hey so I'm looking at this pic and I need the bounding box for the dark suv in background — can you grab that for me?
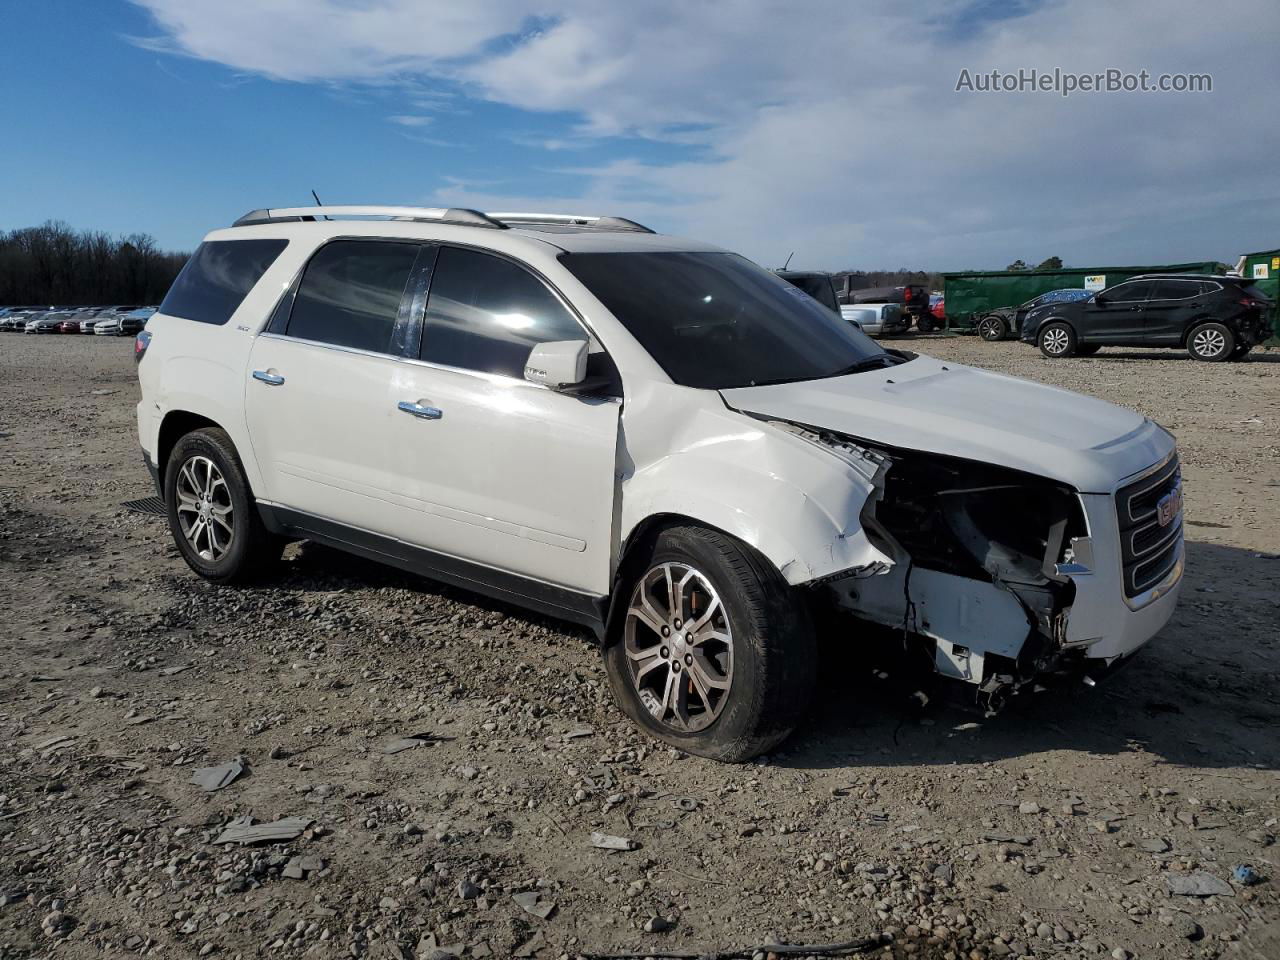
[1023,274,1274,361]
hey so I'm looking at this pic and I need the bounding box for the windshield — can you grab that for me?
[560,251,887,389]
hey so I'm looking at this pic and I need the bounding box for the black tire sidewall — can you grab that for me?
[164,430,259,582]
[604,526,813,761]
[1187,322,1234,362]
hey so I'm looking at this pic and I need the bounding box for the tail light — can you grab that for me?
[134,330,152,363]
[903,287,913,301]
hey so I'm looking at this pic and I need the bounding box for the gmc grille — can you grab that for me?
[1115,454,1182,598]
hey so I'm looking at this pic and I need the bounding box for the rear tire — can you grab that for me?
[917,315,937,333]
[604,525,816,762]
[1038,321,1076,358]
[1187,322,1234,362]
[164,428,284,584]
[978,315,1007,341]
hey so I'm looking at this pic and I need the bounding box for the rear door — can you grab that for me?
[1084,280,1153,342]
[1144,279,1205,343]
[244,238,429,536]
[386,245,621,596]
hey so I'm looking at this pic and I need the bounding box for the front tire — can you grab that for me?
[1187,322,1234,362]
[604,525,816,762]
[164,428,283,583]
[1038,321,1076,358]
[978,315,1007,341]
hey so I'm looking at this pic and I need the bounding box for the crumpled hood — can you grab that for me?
[720,354,1174,491]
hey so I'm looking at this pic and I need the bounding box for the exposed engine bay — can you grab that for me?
[776,420,1093,713]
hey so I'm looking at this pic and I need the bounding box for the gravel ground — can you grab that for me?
[1,331,1277,960]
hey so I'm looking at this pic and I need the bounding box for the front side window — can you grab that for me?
[561,251,887,389]
[160,239,288,325]
[420,246,587,378]
[286,240,419,353]
[1103,280,1154,302]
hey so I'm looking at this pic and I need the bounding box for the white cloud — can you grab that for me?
[387,115,433,127]
[129,0,1280,268]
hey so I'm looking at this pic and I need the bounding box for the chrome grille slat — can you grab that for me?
[1115,454,1182,600]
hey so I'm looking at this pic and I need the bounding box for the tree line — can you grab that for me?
[0,221,189,306]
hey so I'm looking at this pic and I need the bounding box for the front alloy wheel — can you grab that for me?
[623,562,734,732]
[1038,321,1075,358]
[604,525,816,762]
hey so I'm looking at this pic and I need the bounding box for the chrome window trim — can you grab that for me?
[254,331,621,402]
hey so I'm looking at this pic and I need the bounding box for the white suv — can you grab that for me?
[136,206,1183,761]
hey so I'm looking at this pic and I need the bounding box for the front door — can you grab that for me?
[1083,279,1153,343]
[386,245,621,596]
[244,238,427,536]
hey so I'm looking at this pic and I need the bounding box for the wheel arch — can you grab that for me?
[1179,315,1223,347]
[157,411,230,493]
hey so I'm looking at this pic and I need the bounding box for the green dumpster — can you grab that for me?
[942,262,1223,329]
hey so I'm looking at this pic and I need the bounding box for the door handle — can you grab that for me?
[252,370,285,386]
[398,401,443,420]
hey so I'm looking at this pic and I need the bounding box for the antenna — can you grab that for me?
[311,190,330,220]
[782,251,795,270]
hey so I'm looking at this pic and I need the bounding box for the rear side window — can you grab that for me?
[1151,279,1200,300]
[160,239,288,325]
[286,240,420,353]
[420,246,586,378]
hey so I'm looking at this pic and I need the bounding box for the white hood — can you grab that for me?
[720,354,1173,491]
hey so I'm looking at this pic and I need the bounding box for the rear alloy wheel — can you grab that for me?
[1038,321,1076,358]
[605,525,816,762]
[978,315,1007,341]
[165,428,284,583]
[1187,322,1234,362]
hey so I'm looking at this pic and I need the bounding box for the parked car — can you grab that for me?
[837,281,934,330]
[775,270,841,314]
[138,204,1182,761]
[93,316,123,336]
[929,294,945,325]
[57,318,83,334]
[976,289,1094,342]
[120,307,156,334]
[25,313,70,333]
[1022,274,1274,361]
[841,303,910,336]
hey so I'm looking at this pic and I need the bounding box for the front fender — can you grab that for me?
[618,384,892,585]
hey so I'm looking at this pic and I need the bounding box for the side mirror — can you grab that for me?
[1091,294,1104,304]
[524,340,588,389]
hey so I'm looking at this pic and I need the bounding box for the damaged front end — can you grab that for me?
[787,424,1095,713]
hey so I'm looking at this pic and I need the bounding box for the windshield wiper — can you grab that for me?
[826,353,904,377]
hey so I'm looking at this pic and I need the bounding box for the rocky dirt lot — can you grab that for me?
[1,332,1277,960]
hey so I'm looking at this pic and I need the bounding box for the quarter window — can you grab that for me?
[286,240,419,353]
[160,239,288,325]
[420,246,587,379]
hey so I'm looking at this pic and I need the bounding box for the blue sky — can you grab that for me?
[2,0,1277,270]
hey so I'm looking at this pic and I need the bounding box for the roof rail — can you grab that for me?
[232,206,506,229]
[486,212,655,234]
